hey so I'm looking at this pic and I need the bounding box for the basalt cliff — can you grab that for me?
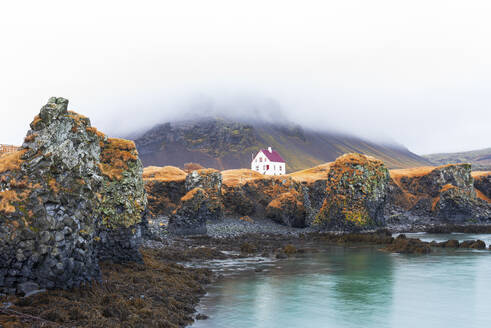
[144,155,491,235]
[0,98,146,295]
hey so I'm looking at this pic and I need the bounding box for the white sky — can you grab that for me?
[1,0,490,154]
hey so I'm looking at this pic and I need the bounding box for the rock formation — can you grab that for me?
[387,164,491,225]
[143,166,187,218]
[96,137,147,263]
[473,171,491,201]
[0,97,146,294]
[221,169,310,227]
[311,154,390,230]
[168,169,223,235]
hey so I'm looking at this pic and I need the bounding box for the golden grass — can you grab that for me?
[472,171,491,178]
[221,169,263,186]
[288,162,332,183]
[143,166,187,181]
[0,149,26,174]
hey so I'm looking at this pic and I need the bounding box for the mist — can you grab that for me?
[1,0,491,155]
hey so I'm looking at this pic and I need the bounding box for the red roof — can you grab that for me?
[260,149,285,163]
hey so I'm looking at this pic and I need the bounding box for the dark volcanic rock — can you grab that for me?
[313,154,390,231]
[388,164,491,225]
[143,166,187,217]
[266,190,307,227]
[96,138,147,263]
[0,98,102,293]
[168,188,210,235]
[0,98,147,294]
[473,171,491,199]
[384,235,431,254]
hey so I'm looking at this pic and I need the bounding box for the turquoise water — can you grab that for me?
[192,233,491,328]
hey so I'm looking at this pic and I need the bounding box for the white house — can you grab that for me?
[251,147,286,175]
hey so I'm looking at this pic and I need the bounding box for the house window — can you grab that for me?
[259,158,262,162]
[256,166,259,170]
[267,165,270,170]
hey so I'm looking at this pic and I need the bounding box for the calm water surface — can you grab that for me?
[192,233,491,328]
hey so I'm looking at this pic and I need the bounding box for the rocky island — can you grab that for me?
[1,98,490,327]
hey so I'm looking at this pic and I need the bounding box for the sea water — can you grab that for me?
[191,233,491,328]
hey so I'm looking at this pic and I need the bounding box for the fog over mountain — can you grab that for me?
[1,0,491,154]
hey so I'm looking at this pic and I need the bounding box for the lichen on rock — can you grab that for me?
[0,97,147,294]
[387,164,491,223]
[168,169,224,235]
[96,138,147,263]
[312,153,390,231]
[1,97,102,293]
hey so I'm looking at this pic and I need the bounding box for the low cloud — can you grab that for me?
[1,0,491,155]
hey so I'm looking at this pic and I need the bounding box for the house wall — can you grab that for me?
[251,151,285,175]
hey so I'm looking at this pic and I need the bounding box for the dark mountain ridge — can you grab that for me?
[423,147,491,171]
[134,117,430,172]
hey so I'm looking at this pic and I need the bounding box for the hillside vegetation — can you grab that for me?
[134,118,430,172]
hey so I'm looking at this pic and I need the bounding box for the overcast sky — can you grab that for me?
[1,0,490,154]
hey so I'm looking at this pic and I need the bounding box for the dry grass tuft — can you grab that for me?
[143,166,187,182]
[288,162,332,183]
[0,150,26,174]
[221,169,263,186]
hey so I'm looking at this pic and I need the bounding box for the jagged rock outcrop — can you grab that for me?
[473,171,491,201]
[168,188,210,235]
[168,169,223,235]
[143,166,187,218]
[0,97,146,294]
[387,164,491,225]
[265,189,306,227]
[312,154,390,231]
[185,169,223,220]
[96,138,147,263]
[221,169,310,227]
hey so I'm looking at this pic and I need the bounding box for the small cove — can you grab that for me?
[192,233,491,328]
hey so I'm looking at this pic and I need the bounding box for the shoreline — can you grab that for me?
[2,221,491,327]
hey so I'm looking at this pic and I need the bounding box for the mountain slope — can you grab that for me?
[134,118,430,172]
[423,148,491,171]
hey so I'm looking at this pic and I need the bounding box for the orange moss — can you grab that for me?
[431,196,440,211]
[181,188,202,202]
[143,166,187,181]
[239,216,254,223]
[475,188,491,203]
[48,178,60,194]
[0,190,19,214]
[30,115,42,128]
[98,163,124,181]
[85,126,106,139]
[23,134,37,143]
[440,183,456,193]
[268,191,301,209]
[0,149,27,174]
[67,110,88,121]
[99,138,138,180]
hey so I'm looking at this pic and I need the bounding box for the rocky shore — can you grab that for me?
[1,98,491,327]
